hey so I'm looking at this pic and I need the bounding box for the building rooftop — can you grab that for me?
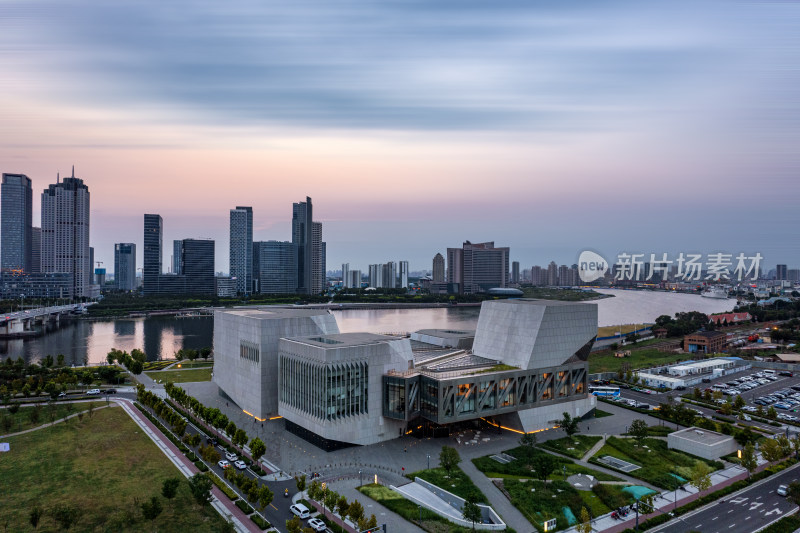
[218,307,332,320]
[670,427,733,446]
[414,329,475,340]
[488,298,593,308]
[671,358,736,371]
[283,332,400,348]
[685,331,727,340]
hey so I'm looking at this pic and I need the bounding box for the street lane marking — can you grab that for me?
[271,504,278,510]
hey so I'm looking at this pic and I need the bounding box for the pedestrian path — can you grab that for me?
[0,402,111,438]
[459,457,532,532]
[581,435,607,461]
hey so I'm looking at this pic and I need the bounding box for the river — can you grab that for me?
[0,289,735,365]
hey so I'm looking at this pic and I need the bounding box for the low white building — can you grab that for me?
[637,358,750,390]
[667,427,737,460]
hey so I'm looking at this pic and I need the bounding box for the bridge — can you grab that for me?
[0,303,95,337]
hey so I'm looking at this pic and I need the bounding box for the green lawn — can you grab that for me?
[472,445,621,482]
[502,479,610,531]
[538,435,602,459]
[407,466,487,503]
[173,361,213,368]
[0,406,227,532]
[594,409,613,418]
[357,483,478,533]
[589,436,722,489]
[145,367,213,383]
[0,401,106,435]
[588,348,696,374]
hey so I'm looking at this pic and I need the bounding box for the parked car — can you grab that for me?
[742,406,757,412]
[702,378,712,383]
[290,504,311,519]
[779,371,794,377]
[217,460,230,469]
[225,452,238,462]
[307,518,327,532]
[774,402,791,410]
[58,391,67,398]
[234,460,247,470]
[87,389,100,395]
[778,485,789,497]
[104,388,117,395]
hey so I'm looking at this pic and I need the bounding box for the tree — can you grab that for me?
[734,395,746,410]
[576,506,593,533]
[462,494,482,530]
[87,402,94,419]
[761,438,784,463]
[188,473,213,506]
[628,419,649,446]
[366,514,378,529]
[51,504,82,530]
[225,420,236,437]
[520,432,537,449]
[531,454,557,486]
[234,428,248,448]
[788,482,800,506]
[712,390,723,402]
[756,404,765,417]
[693,388,702,400]
[162,477,180,500]
[767,406,778,420]
[106,352,116,365]
[439,446,461,476]
[704,389,713,402]
[295,474,307,493]
[286,516,303,533]
[777,435,793,458]
[740,443,758,477]
[347,499,365,524]
[140,496,163,521]
[793,434,800,459]
[720,400,732,416]
[28,404,40,424]
[56,354,64,367]
[689,462,712,494]
[560,412,580,441]
[336,495,349,517]
[257,486,274,510]
[29,506,42,530]
[130,360,143,375]
[324,490,338,514]
[250,437,266,462]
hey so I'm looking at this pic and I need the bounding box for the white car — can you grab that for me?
[290,503,310,519]
[225,452,238,462]
[307,518,327,532]
[87,389,100,395]
[234,460,247,470]
[778,485,789,497]
[742,406,757,413]
[217,460,231,469]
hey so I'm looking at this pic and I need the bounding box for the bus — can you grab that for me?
[589,385,621,397]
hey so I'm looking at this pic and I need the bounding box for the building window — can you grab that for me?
[239,341,259,363]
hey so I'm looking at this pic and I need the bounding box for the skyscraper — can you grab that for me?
[143,214,163,294]
[1,173,33,273]
[229,206,253,295]
[342,263,350,288]
[114,243,136,291]
[531,265,543,286]
[512,261,520,284]
[180,239,215,294]
[31,227,41,274]
[253,241,297,294]
[41,169,90,298]
[399,260,409,289]
[546,261,558,286]
[776,264,788,281]
[292,197,313,294]
[446,241,510,294]
[172,240,182,274]
[382,261,397,289]
[312,221,325,293]
[432,253,445,283]
[368,264,383,288]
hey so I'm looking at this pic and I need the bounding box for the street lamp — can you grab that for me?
[426,454,430,470]
[359,469,362,487]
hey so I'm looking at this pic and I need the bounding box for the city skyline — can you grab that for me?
[1,1,798,272]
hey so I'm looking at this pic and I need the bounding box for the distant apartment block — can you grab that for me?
[432,253,445,283]
[114,243,137,291]
[447,241,510,294]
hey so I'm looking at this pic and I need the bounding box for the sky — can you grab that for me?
[1,0,798,275]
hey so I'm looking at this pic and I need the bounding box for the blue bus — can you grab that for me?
[589,385,621,397]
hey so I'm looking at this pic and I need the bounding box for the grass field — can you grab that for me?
[145,367,213,383]
[502,478,610,531]
[0,401,106,435]
[597,324,651,337]
[173,361,213,369]
[407,466,487,503]
[0,406,227,532]
[538,435,602,460]
[472,445,621,482]
[588,347,696,374]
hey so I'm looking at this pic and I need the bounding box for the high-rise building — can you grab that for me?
[368,264,383,288]
[143,214,163,294]
[776,264,788,281]
[312,221,325,293]
[292,197,313,294]
[114,243,136,291]
[446,241,510,294]
[531,265,544,286]
[41,169,90,298]
[432,253,445,283]
[382,261,397,289]
[180,239,215,294]
[229,206,253,295]
[512,261,520,284]
[1,173,33,273]
[558,265,570,286]
[342,263,350,288]
[30,227,41,274]
[172,240,182,274]
[89,247,94,285]
[546,261,558,286]
[253,241,297,294]
[399,261,409,289]
[349,269,362,288]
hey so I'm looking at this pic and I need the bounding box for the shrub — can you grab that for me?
[235,499,254,514]
[206,472,238,501]
[186,452,197,462]
[194,461,209,472]
[250,515,271,530]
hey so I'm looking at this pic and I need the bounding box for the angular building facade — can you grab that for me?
[229,206,253,295]
[41,171,90,298]
[1,173,33,273]
[213,298,597,450]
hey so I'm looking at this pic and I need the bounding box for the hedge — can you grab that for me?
[250,515,271,530]
[186,451,197,462]
[235,499,254,514]
[759,513,800,533]
[194,461,209,472]
[206,472,239,501]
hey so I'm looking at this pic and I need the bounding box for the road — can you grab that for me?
[650,462,800,533]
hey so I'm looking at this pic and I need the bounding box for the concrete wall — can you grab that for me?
[212,308,338,419]
[472,299,597,370]
[667,430,738,460]
[501,394,596,433]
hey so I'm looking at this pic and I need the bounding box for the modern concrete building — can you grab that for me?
[1,173,33,273]
[341,263,350,288]
[382,261,397,289]
[368,264,383,288]
[41,170,91,298]
[213,298,598,450]
[432,253,445,283]
[114,243,136,291]
[215,276,237,297]
[177,238,215,294]
[447,241,510,294]
[0,271,73,299]
[399,260,409,290]
[348,269,362,289]
[213,308,339,419]
[530,265,544,286]
[229,206,253,295]
[668,427,737,460]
